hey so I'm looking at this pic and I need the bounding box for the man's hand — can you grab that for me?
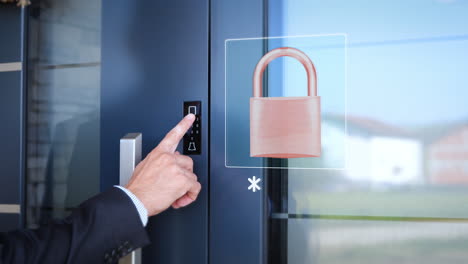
[125,114,201,216]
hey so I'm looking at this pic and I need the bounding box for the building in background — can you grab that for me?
[324,115,424,185]
[426,124,468,185]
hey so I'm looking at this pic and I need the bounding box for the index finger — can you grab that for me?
[157,114,196,153]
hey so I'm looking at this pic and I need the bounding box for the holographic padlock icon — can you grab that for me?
[250,47,321,158]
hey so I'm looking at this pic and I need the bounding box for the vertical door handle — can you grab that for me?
[119,133,142,264]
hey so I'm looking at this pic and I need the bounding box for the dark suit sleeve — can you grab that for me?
[0,187,150,264]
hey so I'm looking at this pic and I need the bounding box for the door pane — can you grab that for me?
[267,0,468,263]
[26,0,101,228]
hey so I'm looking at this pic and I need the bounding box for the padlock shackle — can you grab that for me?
[253,47,317,98]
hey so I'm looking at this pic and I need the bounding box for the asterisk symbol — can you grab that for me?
[248,176,261,192]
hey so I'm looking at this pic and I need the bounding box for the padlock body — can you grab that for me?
[250,96,321,158]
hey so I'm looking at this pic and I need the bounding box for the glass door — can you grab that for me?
[266,1,468,263]
[212,0,468,263]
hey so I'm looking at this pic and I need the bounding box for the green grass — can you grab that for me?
[291,190,468,220]
[318,238,468,264]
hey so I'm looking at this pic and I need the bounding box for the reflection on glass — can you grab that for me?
[267,0,468,263]
[26,0,101,228]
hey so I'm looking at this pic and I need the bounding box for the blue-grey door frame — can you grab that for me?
[0,6,28,232]
[209,0,266,263]
[101,0,209,263]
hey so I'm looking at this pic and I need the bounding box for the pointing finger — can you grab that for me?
[157,114,195,153]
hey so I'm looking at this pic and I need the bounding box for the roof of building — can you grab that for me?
[323,114,415,138]
[413,122,468,144]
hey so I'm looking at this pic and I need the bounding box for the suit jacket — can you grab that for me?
[0,188,150,264]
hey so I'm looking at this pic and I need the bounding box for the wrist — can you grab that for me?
[126,186,159,217]
[115,185,149,226]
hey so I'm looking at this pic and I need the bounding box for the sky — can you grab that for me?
[274,0,468,127]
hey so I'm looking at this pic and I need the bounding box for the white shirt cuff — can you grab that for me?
[114,185,148,227]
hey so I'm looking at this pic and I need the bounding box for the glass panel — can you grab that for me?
[26,0,101,228]
[267,0,468,263]
[287,218,468,264]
